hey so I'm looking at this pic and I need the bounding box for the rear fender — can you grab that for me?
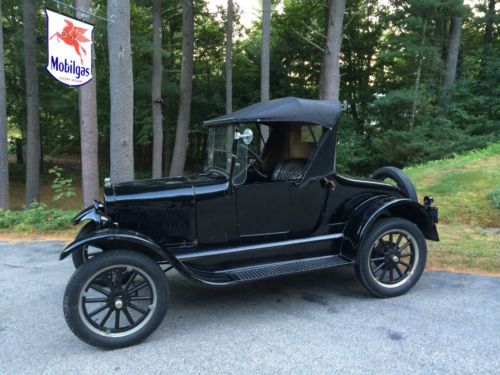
[341,197,439,259]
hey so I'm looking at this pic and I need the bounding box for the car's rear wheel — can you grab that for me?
[64,250,169,348]
[355,217,427,298]
[372,166,418,202]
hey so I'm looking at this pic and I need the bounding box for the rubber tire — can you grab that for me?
[372,166,418,202]
[64,250,170,349]
[71,222,97,269]
[355,217,427,298]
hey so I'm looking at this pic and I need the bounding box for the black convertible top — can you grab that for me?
[203,97,341,129]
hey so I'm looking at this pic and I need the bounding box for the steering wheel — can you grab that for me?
[244,145,269,178]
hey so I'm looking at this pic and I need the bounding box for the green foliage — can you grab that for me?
[49,166,76,202]
[0,203,77,232]
[1,0,498,178]
[488,186,500,209]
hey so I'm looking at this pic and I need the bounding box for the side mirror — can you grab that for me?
[234,128,253,145]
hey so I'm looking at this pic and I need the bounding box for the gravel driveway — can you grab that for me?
[0,241,499,375]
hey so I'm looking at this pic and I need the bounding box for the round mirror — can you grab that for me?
[241,128,253,145]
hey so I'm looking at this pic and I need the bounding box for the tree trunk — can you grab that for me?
[479,0,495,78]
[318,0,329,99]
[169,0,194,176]
[76,0,99,207]
[108,0,134,183]
[483,0,495,45]
[321,0,345,100]
[151,0,163,179]
[409,19,427,132]
[164,16,174,177]
[438,16,462,117]
[260,0,271,147]
[163,136,171,176]
[23,0,40,207]
[225,0,234,170]
[226,0,233,115]
[0,0,9,209]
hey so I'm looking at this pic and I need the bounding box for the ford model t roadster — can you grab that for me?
[61,97,438,348]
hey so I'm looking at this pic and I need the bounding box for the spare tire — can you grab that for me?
[371,166,418,202]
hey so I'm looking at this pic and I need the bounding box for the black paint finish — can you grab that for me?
[63,98,438,286]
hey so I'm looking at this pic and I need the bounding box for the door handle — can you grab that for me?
[323,178,336,191]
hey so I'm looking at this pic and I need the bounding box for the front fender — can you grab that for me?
[341,196,439,259]
[60,228,215,285]
[72,205,100,225]
[60,228,168,261]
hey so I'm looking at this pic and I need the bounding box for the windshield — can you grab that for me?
[206,126,248,183]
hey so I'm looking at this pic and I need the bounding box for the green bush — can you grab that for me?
[0,203,77,232]
[49,166,76,202]
[488,186,500,209]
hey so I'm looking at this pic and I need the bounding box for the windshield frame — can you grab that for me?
[205,125,248,184]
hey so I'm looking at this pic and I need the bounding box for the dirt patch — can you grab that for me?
[0,230,76,243]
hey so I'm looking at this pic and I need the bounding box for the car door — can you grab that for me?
[290,178,329,234]
[236,181,291,238]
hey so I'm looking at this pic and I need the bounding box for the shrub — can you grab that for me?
[488,186,500,209]
[0,203,77,232]
[49,166,76,202]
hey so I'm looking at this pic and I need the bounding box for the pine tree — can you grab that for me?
[170,0,194,176]
[438,16,462,117]
[152,0,164,179]
[108,0,134,183]
[0,0,9,209]
[260,0,271,146]
[23,0,41,206]
[76,0,99,207]
[321,0,345,100]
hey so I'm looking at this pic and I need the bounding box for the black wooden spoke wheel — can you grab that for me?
[64,250,169,348]
[355,217,427,298]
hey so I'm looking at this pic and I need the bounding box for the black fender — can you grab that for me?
[73,205,100,225]
[72,201,110,227]
[60,228,169,261]
[60,228,227,285]
[341,196,439,259]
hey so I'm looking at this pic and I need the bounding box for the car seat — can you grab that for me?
[270,158,307,181]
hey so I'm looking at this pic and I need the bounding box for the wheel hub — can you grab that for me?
[114,298,124,310]
[391,255,400,263]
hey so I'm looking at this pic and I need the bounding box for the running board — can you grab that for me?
[225,255,352,282]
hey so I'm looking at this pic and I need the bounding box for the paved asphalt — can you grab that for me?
[0,241,499,375]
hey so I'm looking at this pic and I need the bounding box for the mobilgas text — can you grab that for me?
[50,56,90,80]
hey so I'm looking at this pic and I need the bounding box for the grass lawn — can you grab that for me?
[405,143,500,274]
[2,143,499,274]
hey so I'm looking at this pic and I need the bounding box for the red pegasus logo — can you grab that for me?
[50,19,90,64]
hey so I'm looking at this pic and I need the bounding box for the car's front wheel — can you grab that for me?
[63,250,169,348]
[355,217,427,298]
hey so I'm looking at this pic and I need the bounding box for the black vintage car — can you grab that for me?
[61,97,438,348]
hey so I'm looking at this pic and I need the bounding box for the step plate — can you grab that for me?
[228,255,352,282]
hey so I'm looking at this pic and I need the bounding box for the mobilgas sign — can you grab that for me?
[46,9,94,87]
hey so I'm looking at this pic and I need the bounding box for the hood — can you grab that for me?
[104,174,227,204]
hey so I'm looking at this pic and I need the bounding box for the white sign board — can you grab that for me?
[46,9,94,86]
